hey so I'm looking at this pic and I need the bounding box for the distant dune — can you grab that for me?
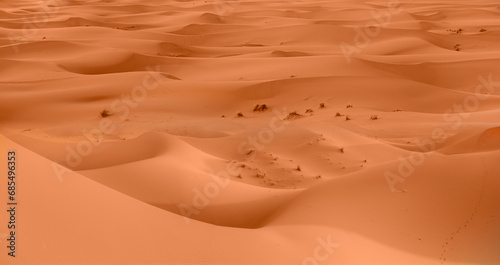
[1,0,500,264]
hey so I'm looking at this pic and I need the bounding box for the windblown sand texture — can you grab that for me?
[1,0,500,264]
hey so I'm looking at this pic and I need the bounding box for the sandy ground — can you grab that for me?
[1,0,500,264]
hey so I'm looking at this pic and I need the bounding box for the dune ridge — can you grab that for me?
[1,0,500,264]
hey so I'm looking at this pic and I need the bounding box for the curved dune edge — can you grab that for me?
[2,129,500,264]
[1,0,500,264]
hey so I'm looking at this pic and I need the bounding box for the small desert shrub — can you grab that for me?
[296,165,301,171]
[305,109,314,113]
[236,112,244,117]
[340,147,344,153]
[447,28,463,34]
[454,44,461,51]
[479,28,487,32]
[346,104,353,108]
[319,103,325,108]
[253,104,268,112]
[99,109,110,117]
[335,112,342,117]
[284,111,303,120]
[370,115,378,120]
[345,115,351,121]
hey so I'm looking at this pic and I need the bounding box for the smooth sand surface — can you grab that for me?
[1,0,500,264]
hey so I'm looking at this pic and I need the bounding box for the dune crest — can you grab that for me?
[1,0,500,264]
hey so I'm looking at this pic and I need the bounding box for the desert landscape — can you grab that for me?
[1,0,500,264]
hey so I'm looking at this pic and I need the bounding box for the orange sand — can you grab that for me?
[1,0,500,264]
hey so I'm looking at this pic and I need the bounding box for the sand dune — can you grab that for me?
[1,0,500,264]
